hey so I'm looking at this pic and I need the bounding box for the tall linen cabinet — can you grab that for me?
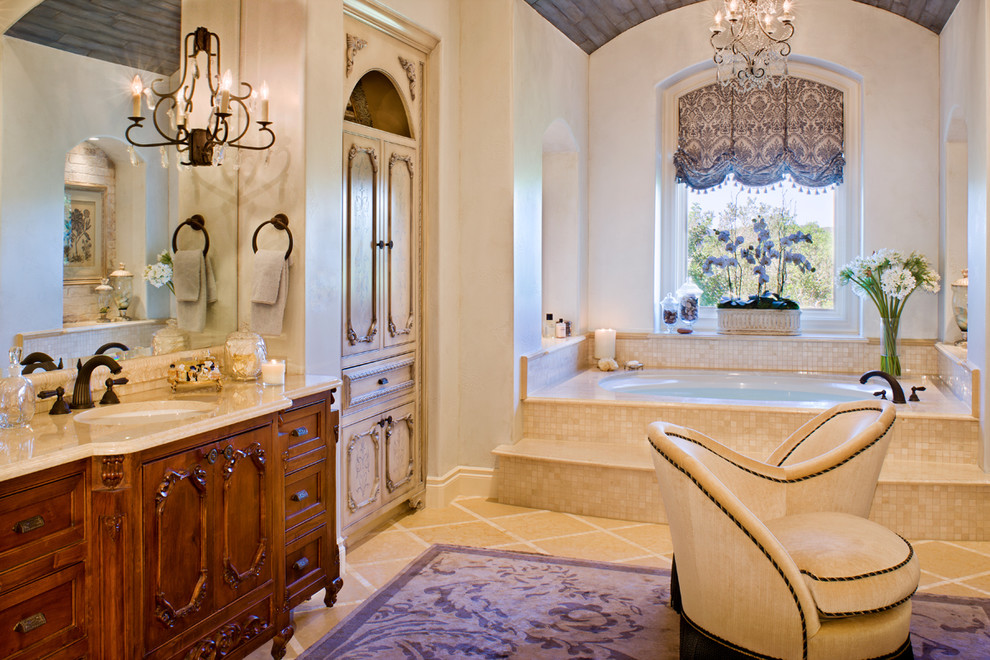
[339,7,431,542]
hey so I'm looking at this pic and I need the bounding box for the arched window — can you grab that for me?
[345,70,411,138]
[657,63,862,334]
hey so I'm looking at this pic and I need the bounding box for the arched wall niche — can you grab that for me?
[345,69,412,138]
[541,118,582,332]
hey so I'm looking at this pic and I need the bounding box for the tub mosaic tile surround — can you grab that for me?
[521,399,980,466]
[522,336,588,397]
[612,333,939,376]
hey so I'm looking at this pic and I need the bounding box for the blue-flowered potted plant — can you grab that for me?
[838,250,940,376]
[702,216,816,334]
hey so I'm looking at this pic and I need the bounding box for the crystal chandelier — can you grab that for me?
[710,0,795,91]
[125,27,274,167]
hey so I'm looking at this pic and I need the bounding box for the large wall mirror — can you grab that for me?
[0,0,240,365]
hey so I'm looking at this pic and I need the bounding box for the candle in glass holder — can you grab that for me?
[261,359,285,385]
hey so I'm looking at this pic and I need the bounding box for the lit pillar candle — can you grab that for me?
[594,328,616,360]
[130,75,143,117]
[219,69,232,114]
[261,358,285,385]
[260,81,269,122]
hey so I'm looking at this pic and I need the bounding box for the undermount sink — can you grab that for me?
[73,401,216,425]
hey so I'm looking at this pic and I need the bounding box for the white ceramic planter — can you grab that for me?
[716,308,801,336]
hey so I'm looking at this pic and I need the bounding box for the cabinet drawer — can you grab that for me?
[342,354,415,410]
[0,473,85,573]
[284,460,328,536]
[0,562,85,660]
[279,409,323,462]
[284,525,329,609]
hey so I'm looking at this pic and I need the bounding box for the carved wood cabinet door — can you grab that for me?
[343,131,381,359]
[341,417,382,529]
[383,141,417,350]
[384,402,417,499]
[142,449,212,652]
[213,427,272,611]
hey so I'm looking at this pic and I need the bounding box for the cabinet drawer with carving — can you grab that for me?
[284,525,329,610]
[0,562,85,660]
[342,354,415,410]
[284,460,328,536]
[0,471,85,574]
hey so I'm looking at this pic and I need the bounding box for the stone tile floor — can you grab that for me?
[248,496,990,659]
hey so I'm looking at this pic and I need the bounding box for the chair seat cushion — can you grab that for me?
[766,512,919,618]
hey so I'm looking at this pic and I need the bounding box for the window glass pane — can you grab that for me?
[685,180,836,310]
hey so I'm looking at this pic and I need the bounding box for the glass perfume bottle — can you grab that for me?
[0,347,35,428]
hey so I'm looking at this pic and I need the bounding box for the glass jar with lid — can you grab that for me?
[676,279,702,332]
[109,263,133,321]
[224,325,267,381]
[95,278,113,323]
[660,293,679,333]
[153,319,190,355]
[0,347,35,428]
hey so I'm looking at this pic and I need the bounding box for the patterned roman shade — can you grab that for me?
[673,78,844,190]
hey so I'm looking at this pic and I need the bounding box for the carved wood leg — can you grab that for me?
[271,624,294,660]
[324,577,344,607]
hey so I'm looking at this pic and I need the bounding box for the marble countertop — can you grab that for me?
[0,374,341,483]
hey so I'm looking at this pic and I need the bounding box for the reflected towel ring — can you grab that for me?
[252,213,293,260]
[172,214,210,256]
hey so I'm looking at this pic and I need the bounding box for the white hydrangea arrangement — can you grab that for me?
[838,249,940,376]
[144,249,174,294]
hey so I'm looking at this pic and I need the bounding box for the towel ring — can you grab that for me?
[252,213,293,260]
[172,214,210,256]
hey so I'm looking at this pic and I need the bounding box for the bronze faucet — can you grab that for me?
[70,355,123,409]
[859,370,906,404]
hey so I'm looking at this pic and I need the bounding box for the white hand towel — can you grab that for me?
[251,249,289,335]
[174,249,207,333]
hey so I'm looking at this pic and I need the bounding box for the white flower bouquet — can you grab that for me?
[144,249,174,294]
[838,249,940,376]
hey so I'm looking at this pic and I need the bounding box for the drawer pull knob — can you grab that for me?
[14,515,45,534]
[290,489,309,502]
[378,377,389,385]
[290,427,309,437]
[14,613,47,634]
[292,557,310,571]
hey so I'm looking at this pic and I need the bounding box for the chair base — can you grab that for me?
[679,612,915,660]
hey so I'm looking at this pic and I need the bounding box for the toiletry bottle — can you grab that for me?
[555,318,566,338]
[543,313,555,338]
[564,320,572,337]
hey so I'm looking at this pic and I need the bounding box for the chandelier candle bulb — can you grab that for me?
[261,359,285,386]
[260,82,269,122]
[130,75,143,117]
[219,69,232,114]
[594,329,616,360]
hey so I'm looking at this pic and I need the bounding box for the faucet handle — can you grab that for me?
[873,390,887,400]
[100,377,129,405]
[909,386,927,402]
[39,386,70,415]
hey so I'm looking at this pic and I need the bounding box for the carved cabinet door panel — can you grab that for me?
[341,416,382,529]
[384,402,417,501]
[213,426,273,611]
[343,131,381,359]
[383,141,417,350]
[142,448,212,651]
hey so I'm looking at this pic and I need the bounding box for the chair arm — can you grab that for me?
[651,422,790,521]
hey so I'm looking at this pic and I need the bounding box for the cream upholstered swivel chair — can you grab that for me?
[649,423,918,660]
[658,399,897,522]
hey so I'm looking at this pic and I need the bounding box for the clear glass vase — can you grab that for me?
[0,348,35,428]
[881,315,901,377]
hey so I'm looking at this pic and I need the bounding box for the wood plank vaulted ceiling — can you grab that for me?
[4,0,181,75]
[526,0,961,53]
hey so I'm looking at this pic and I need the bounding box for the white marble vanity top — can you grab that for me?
[0,374,342,483]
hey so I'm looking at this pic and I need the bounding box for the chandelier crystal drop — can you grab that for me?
[710,0,795,91]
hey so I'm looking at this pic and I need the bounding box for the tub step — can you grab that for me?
[493,438,990,540]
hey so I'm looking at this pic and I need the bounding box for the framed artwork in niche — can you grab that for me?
[63,185,106,283]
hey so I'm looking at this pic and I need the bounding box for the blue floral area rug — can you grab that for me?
[299,544,990,659]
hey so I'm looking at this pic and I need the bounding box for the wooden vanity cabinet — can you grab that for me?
[79,386,340,660]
